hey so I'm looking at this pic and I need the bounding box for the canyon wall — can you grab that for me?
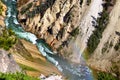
[0,0,60,76]
[17,0,120,78]
[17,0,89,61]
[88,0,120,77]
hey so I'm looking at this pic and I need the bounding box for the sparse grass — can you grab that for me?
[18,63,38,71]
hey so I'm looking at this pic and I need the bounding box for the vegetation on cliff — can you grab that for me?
[87,0,113,53]
[18,63,38,72]
[0,29,17,50]
[21,0,56,18]
[96,71,117,80]
[21,2,33,15]
[0,72,39,80]
[87,10,109,53]
[86,0,119,79]
[70,27,79,38]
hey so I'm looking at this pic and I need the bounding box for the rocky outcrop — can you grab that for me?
[17,0,87,51]
[0,1,7,27]
[17,0,109,63]
[40,74,63,80]
[0,49,21,73]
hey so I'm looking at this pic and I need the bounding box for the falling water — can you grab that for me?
[3,0,93,80]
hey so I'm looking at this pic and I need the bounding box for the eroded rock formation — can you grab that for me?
[0,49,21,73]
[17,0,120,78]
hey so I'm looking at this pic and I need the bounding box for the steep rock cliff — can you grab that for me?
[17,0,120,78]
[17,0,89,61]
[0,49,21,73]
[87,0,120,78]
[17,0,103,63]
[0,0,60,76]
[0,0,7,27]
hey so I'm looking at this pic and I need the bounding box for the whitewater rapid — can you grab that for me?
[3,0,93,80]
[75,0,103,53]
[4,0,62,72]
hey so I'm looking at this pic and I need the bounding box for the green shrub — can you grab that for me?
[0,72,39,80]
[0,29,17,50]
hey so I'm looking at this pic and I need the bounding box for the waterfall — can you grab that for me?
[3,0,93,79]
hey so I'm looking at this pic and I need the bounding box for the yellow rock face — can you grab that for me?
[0,1,7,27]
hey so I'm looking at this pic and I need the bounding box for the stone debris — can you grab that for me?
[40,74,63,80]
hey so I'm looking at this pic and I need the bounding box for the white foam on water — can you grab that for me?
[46,55,63,72]
[13,18,19,24]
[7,7,11,17]
[37,43,47,56]
[4,0,94,79]
[36,43,63,71]
[15,32,37,44]
[44,48,54,54]
[12,0,16,2]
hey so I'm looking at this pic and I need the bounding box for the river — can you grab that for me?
[3,0,93,80]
